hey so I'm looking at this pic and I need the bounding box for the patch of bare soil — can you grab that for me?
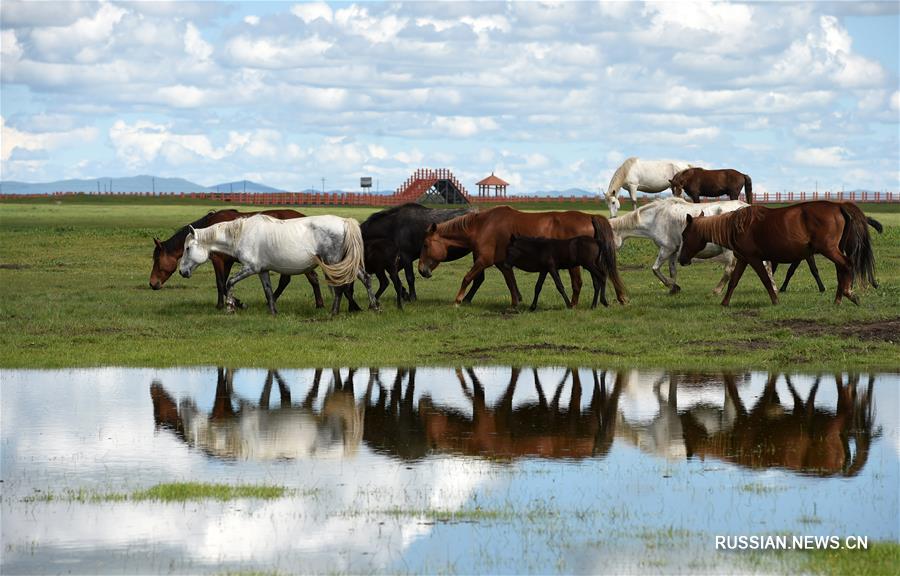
[0,263,30,270]
[776,318,899,343]
[459,342,617,359]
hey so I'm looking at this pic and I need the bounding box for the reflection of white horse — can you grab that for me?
[605,157,693,217]
[151,369,364,460]
[610,197,750,294]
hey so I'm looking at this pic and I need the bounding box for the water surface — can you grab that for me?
[2,367,897,574]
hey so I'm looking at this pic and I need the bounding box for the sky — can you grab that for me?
[1,1,898,194]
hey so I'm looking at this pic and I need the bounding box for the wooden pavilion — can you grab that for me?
[476,172,509,198]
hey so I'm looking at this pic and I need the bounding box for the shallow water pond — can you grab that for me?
[2,367,897,574]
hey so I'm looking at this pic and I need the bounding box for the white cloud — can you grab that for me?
[184,23,213,61]
[29,3,126,62]
[792,146,851,167]
[334,5,408,43]
[291,2,333,24]
[244,15,260,26]
[1,115,97,161]
[432,116,499,138]
[891,91,900,113]
[224,34,331,68]
[1,29,23,61]
[108,120,247,168]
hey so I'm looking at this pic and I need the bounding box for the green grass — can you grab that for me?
[21,482,290,503]
[800,541,900,575]
[1,198,898,369]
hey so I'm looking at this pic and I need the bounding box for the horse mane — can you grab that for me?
[196,216,245,245]
[606,157,638,198]
[610,197,684,231]
[436,211,480,236]
[161,209,237,251]
[362,203,425,225]
[693,207,753,248]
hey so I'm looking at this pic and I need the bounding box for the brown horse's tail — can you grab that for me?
[839,204,877,289]
[743,173,753,204]
[592,216,628,304]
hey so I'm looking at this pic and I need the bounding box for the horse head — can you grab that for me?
[149,237,179,290]
[178,226,208,278]
[418,222,446,278]
[678,212,707,266]
[606,194,621,217]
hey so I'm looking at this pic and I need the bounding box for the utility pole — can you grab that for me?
[152,177,155,195]
[243,180,247,193]
[321,177,326,194]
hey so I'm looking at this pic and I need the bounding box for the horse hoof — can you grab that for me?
[668,285,681,295]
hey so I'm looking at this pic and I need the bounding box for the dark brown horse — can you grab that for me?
[669,167,752,204]
[419,206,626,307]
[504,217,626,310]
[679,202,879,306]
[418,368,624,459]
[150,209,324,310]
[681,373,876,477]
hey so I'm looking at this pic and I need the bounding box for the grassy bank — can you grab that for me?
[1,199,897,369]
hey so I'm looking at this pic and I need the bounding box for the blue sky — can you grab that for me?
[1,1,898,194]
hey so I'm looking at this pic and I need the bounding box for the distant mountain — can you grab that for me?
[210,180,285,193]
[1,175,280,195]
[517,188,598,198]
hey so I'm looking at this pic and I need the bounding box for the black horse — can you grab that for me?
[360,203,485,302]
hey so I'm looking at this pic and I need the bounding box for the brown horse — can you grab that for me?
[679,202,879,306]
[681,373,876,477]
[150,209,325,310]
[669,167,752,204]
[419,206,626,307]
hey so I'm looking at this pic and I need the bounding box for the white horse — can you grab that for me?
[179,214,378,315]
[609,197,750,294]
[604,157,693,217]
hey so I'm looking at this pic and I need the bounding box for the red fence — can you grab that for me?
[0,190,897,205]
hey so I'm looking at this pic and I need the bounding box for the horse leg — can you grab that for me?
[667,253,680,294]
[462,270,486,303]
[374,270,389,299]
[303,270,325,308]
[567,267,582,307]
[652,247,676,290]
[330,285,343,316]
[498,264,522,308]
[259,271,277,315]
[778,261,800,293]
[272,274,291,306]
[224,265,258,312]
[389,265,405,310]
[213,256,229,309]
[530,272,547,311]
[713,252,734,295]
[401,256,416,301]
[550,267,573,309]
[720,259,747,307]
[806,256,826,293]
[748,258,779,305]
[627,184,638,212]
[587,265,603,309]
[455,260,491,306]
[820,246,856,305]
[357,268,381,310]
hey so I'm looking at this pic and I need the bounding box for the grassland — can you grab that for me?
[1,198,897,369]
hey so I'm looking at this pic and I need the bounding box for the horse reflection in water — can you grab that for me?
[416,368,624,459]
[618,372,878,476]
[150,368,364,460]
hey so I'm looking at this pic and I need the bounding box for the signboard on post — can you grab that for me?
[360,177,372,189]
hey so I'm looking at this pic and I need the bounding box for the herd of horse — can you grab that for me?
[149,158,882,312]
[150,367,878,477]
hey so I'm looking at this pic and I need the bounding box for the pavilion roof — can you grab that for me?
[476,173,509,186]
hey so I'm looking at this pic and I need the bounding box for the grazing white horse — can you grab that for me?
[609,197,750,294]
[605,157,693,217]
[179,214,378,315]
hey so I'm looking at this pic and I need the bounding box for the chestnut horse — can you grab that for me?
[669,167,752,204]
[150,209,324,310]
[679,202,879,306]
[419,206,626,307]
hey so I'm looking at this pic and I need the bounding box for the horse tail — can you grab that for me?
[592,216,628,304]
[743,173,753,204]
[839,204,877,290]
[606,157,636,199]
[866,217,883,234]
[314,218,365,286]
